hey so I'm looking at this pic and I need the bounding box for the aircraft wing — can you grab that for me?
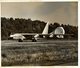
[20,33,73,36]
[53,34,74,36]
[20,33,38,36]
[21,33,74,38]
[20,33,50,36]
[13,33,50,40]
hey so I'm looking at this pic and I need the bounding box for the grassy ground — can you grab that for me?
[1,40,78,66]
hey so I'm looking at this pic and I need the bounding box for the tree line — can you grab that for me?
[1,17,78,40]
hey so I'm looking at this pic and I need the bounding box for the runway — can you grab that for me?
[1,39,78,46]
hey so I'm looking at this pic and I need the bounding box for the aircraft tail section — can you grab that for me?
[34,23,49,39]
[42,23,49,34]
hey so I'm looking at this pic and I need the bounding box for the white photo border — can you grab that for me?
[0,0,79,68]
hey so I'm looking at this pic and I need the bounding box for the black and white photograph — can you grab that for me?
[1,2,78,66]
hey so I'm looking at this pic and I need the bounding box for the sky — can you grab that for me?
[1,2,78,26]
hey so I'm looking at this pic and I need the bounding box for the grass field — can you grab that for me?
[1,40,78,66]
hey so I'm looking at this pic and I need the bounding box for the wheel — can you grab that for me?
[32,38,37,42]
[18,39,23,42]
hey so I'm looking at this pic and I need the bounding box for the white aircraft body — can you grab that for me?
[9,23,52,42]
[10,34,25,40]
[9,23,73,42]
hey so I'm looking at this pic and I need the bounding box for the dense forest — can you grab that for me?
[1,17,78,40]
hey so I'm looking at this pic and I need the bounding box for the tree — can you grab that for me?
[1,17,78,40]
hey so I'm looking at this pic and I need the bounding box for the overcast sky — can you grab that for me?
[1,2,78,26]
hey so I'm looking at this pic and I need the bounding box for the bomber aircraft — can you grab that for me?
[9,23,73,42]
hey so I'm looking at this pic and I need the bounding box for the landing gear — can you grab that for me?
[32,38,37,42]
[18,39,23,42]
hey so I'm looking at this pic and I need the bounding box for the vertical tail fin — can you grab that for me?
[34,23,49,39]
[42,23,49,34]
